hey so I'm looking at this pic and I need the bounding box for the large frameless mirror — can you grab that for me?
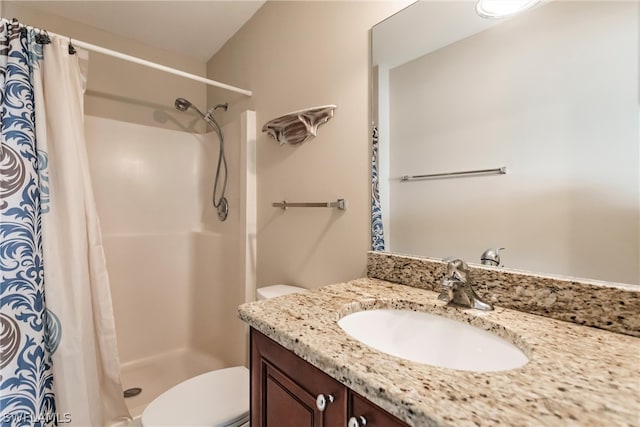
[371,0,639,286]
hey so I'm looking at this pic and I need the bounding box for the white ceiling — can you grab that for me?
[15,1,266,62]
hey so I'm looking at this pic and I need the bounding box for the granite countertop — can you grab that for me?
[238,278,640,427]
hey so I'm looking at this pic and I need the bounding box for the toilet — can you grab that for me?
[141,285,308,427]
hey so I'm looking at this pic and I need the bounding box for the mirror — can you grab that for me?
[371,1,639,286]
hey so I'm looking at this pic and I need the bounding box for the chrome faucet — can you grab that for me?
[438,259,493,311]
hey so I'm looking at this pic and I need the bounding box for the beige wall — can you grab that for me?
[3,1,207,132]
[206,1,407,289]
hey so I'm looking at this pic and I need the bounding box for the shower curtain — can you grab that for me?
[0,19,130,426]
[371,125,385,251]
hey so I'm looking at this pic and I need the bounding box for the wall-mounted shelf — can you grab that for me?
[262,105,337,145]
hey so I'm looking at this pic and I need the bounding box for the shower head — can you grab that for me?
[174,97,192,112]
[174,97,208,122]
[174,97,226,134]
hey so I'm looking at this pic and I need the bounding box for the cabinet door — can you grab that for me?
[251,328,346,427]
[349,391,410,427]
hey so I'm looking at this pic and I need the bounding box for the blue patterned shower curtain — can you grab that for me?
[371,125,385,251]
[0,20,58,426]
[1,19,130,426]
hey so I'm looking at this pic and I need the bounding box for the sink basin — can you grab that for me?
[338,309,528,372]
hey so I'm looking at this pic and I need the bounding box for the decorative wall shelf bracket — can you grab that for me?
[262,105,337,145]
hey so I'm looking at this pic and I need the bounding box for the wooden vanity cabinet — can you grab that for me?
[251,328,346,426]
[251,328,409,427]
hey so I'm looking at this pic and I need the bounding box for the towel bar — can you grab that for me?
[401,167,507,182]
[273,199,346,210]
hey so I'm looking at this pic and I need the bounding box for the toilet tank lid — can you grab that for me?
[141,366,249,427]
[257,284,308,300]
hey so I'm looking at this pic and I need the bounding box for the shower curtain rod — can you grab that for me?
[48,30,253,97]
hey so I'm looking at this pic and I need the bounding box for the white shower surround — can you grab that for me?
[85,113,256,419]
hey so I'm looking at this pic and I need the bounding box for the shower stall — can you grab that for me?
[84,109,256,419]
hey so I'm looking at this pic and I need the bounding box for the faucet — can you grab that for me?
[438,259,493,311]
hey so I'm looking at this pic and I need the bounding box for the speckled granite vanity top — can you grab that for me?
[238,278,640,427]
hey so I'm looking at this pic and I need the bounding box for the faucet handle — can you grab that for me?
[440,257,494,311]
[480,247,505,266]
[445,258,469,281]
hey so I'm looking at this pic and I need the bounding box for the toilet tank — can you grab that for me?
[257,285,308,301]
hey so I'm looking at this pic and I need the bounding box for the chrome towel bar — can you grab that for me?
[273,199,347,210]
[401,166,507,182]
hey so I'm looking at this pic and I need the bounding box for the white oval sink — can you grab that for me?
[338,309,528,372]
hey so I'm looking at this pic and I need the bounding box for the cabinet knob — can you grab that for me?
[315,393,334,411]
[348,416,367,427]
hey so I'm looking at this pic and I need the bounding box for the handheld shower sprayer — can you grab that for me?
[174,97,229,221]
[174,97,192,112]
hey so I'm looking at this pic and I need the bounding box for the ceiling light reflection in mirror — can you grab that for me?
[476,0,542,19]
